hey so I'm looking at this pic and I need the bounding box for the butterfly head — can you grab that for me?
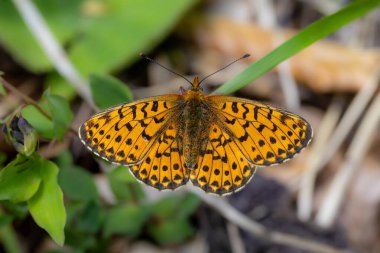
[190,76,202,91]
[183,76,205,100]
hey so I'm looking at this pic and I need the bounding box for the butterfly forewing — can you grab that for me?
[206,95,312,166]
[79,95,183,165]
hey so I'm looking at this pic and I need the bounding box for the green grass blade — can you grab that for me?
[215,0,380,94]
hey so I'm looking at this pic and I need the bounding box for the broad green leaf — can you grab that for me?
[69,0,198,75]
[147,218,193,245]
[59,166,99,202]
[0,0,83,72]
[89,74,133,109]
[46,0,197,98]
[216,0,380,94]
[22,105,55,139]
[0,154,41,202]
[28,159,66,245]
[103,204,151,238]
[45,94,73,139]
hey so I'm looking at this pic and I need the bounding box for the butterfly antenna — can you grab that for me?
[199,53,250,85]
[140,53,193,85]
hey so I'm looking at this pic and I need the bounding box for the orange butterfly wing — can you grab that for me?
[190,123,255,195]
[205,95,313,166]
[129,121,189,190]
[79,95,183,165]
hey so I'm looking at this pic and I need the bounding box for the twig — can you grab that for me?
[297,97,343,221]
[189,188,348,253]
[227,222,246,253]
[1,77,77,135]
[299,0,343,14]
[317,77,378,170]
[11,0,96,109]
[1,78,51,120]
[315,74,380,228]
[0,81,34,119]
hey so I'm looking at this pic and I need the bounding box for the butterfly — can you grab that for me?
[79,70,312,195]
[79,54,312,195]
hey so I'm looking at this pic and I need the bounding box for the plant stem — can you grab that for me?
[1,78,51,120]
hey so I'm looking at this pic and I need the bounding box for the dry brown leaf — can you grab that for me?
[191,17,380,93]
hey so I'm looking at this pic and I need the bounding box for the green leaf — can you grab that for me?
[53,150,73,170]
[147,218,193,245]
[27,158,66,246]
[0,215,13,227]
[89,74,133,109]
[66,201,103,234]
[46,0,198,98]
[0,216,22,253]
[0,154,41,202]
[22,105,55,139]
[65,228,98,251]
[69,0,198,75]
[76,202,103,233]
[0,152,7,167]
[108,166,138,183]
[216,0,380,94]
[45,94,73,139]
[107,166,145,202]
[1,201,29,220]
[59,166,99,203]
[45,73,77,101]
[152,193,199,219]
[176,193,200,219]
[0,0,83,72]
[0,78,6,96]
[103,204,151,238]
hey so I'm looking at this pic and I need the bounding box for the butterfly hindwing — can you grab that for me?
[79,95,183,165]
[206,95,312,166]
[190,123,256,195]
[130,122,189,190]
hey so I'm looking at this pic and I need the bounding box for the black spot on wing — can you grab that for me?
[151,101,159,112]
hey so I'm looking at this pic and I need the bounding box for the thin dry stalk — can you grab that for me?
[297,98,343,221]
[318,77,378,171]
[190,189,348,253]
[315,75,380,228]
[227,222,246,253]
